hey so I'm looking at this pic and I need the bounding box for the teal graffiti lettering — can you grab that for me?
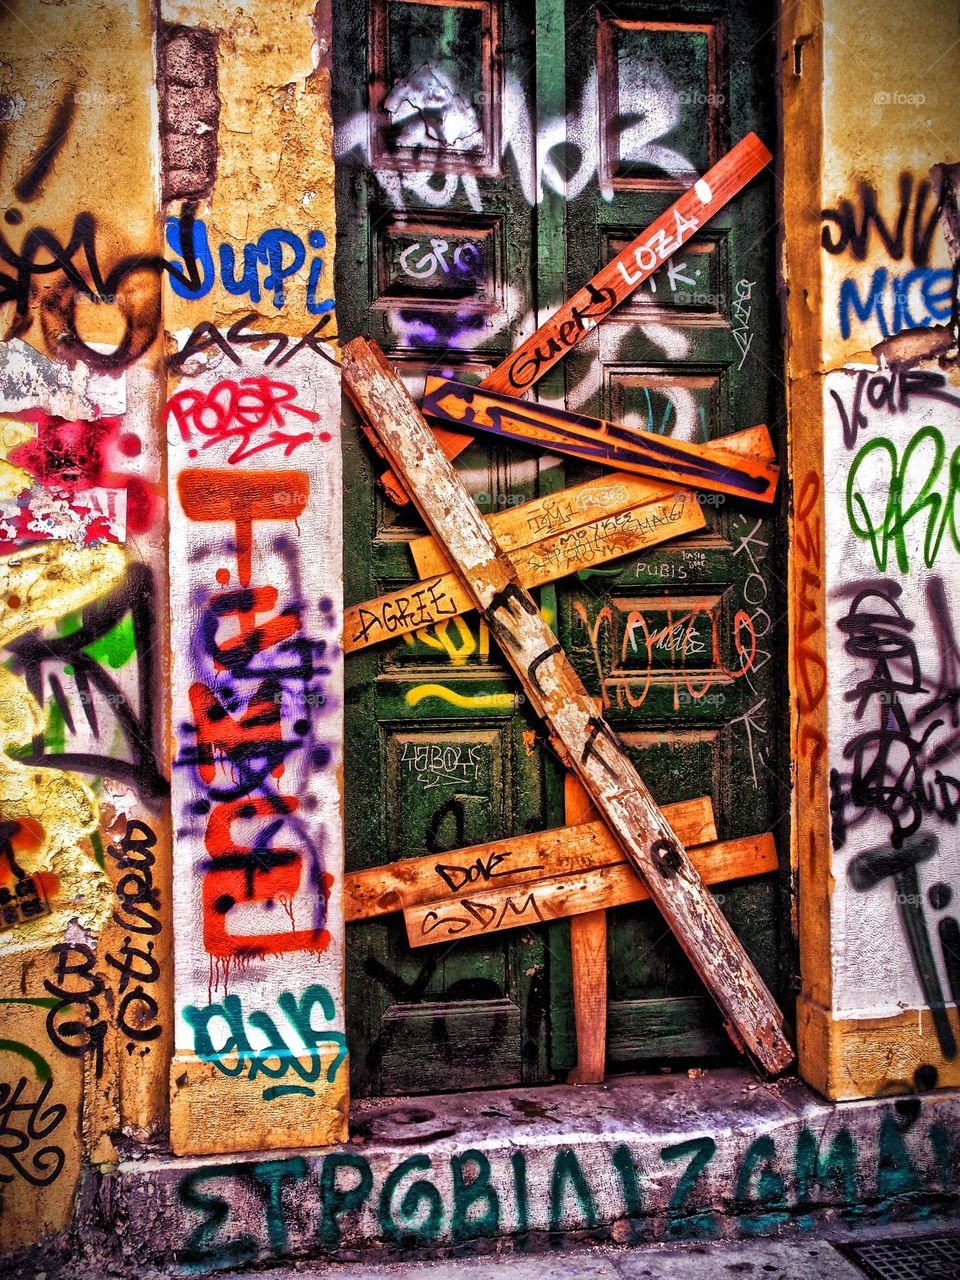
[318,1153,373,1245]
[378,1154,444,1244]
[511,1150,529,1234]
[182,986,347,1100]
[734,1135,788,1233]
[876,1112,923,1214]
[611,1143,645,1242]
[548,1147,598,1232]
[177,1166,256,1271]
[846,427,960,573]
[794,1126,859,1227]
[661,1136,718,1237]
[450,1149,500,1242]
[251,1157,307,1255]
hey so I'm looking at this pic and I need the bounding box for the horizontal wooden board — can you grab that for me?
[607,996,727,1063]
[408,424,776,580]
[343,489,704,653]
[404,834,778,946]
[422,378,779,503]
[344,795,717,921]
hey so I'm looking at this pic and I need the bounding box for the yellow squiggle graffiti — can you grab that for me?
[403,615,489,664]
[404,684,519,711]
[0,540,127,950]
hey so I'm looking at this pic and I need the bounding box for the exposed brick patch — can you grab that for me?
[157,24,219,203]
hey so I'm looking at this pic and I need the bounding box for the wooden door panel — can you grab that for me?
[597,15,723,187]
[553,0,786,1073]
[336,0,554,1097]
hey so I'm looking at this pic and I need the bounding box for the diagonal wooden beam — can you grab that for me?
[421,378,780,503]
[407,423,776,579]
[375,132,773,505]
[342,336,794,1076]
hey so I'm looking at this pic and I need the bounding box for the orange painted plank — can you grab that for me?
[378,132,772,504]
[342,488,704,653]
[408,423,776,579]
[421,378,779,502]
[404,834,778,946]
[565,776,606,1085]
[343,795,717,922]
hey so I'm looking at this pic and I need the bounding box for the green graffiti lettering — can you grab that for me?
[251,1157,307,1254]
[734,1135,788,1233]
[318,1153,373,1245]
[846,426,960,573]
[511,1151,529,1234]
[794,1127,859,1226]
[548,1147,598,1232]
[611,1143,645,1242]
[177,1166,256,1270]
[876,1113,923,1211]
[661,1136,718,1237]
[378,1154,444,1244]
[450,1148,500,1242]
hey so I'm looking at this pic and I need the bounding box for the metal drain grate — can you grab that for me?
[839,1236,960,1280]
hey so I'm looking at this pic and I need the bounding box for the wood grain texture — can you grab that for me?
[343,489,704,653]
[421,378,780,502]
[565,776,606,1085]
[378,132,773,504]
[341,337,794,1074]
[404,834,779,945]
[344,795,717,921]
[408,423,777,579]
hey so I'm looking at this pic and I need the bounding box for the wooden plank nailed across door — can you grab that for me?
[377,132,773,504]
[421,378,780,502]
[344,794,718,920]
[404,833,779,944]
[343,488,705,652]
[341,336,795,1075]
[407,423,776,578]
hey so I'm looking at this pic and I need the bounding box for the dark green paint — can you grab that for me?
[378,1154,444,1244]
[451,1148,500,1241]
[548,1147,598,1231]
[661,1136,718,1237]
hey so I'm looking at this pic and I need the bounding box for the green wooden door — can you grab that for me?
[552,0,788,1071]
[333,0,788,1096]
[334,0,559,1098]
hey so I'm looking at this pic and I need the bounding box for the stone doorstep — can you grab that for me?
[79,1069,959,1275]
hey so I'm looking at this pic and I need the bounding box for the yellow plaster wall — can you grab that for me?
[0,0,168,1251]
[820,0,959,364]
[161,0,337,338]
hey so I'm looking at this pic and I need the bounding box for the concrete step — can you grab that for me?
[18,1068,960,1277]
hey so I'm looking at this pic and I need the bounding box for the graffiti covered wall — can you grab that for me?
[825,366,960,1086]
[789,0,960,1099]
[0,0,345,1251]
